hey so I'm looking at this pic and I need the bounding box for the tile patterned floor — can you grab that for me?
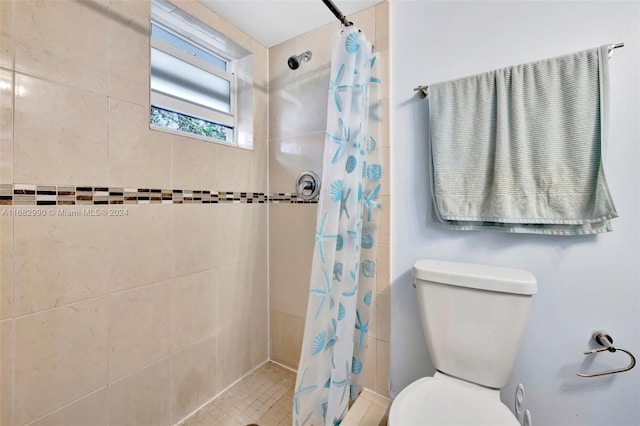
[180,362,296,426]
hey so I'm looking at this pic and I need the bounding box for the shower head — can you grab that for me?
[287,51,313,70]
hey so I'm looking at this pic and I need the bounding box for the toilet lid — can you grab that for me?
[388,374,520,426]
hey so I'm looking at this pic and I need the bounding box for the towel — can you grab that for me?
[429,45,618,235]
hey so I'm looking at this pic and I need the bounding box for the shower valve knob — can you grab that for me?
[296,171,321,201]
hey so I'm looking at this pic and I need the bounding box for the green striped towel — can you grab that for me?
[429,45,618,235]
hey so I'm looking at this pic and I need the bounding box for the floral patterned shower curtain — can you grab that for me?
[293,27,381,426]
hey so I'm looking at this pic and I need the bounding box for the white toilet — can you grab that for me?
[388,259,537,426]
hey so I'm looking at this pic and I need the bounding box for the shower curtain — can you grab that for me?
[294,27,380,426]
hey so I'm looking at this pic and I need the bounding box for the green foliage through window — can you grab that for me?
[150,106,230,142]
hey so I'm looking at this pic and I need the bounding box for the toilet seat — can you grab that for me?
[388,372,520,426]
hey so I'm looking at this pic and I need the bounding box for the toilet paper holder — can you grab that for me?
[577,330,636,378]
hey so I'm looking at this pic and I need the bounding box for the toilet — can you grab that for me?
[388,259,537,426]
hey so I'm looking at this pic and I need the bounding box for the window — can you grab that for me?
[150,1,239,144]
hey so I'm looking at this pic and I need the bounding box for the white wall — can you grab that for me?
[390,1,640,425]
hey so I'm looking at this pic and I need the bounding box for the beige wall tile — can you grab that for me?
[350,7,376,41]
[0,68,12,184]
[14,0,109,94]
[28,388,108,426]
[269,37,300,140]
[172,269,217,353]
[376,49,390,100]
[108,357,171,426]
[378,196,390,245]
[251,204,269,262]
[298,68,331,136]
[14,74,108,185]
[14,207,108,316]
[269,204,315,318]
[0,214,12,320]
[378,98,390,148]
[357,338,377,391]
[14,298,108,425]
[1,319,12,426]
[106,204,171,293]
[250,306,268,369]
[375,289,390,343]
[269,310,305,370]
[0,0,13,69]
[171,336,217,424]
[172,137,218,191]
[298,23,334,72]
[376,244,390,293]
[172,204,218,277]
[217,262,252,329]
[380,147,390,197]
[375,1,390,52]
[108,281,170,382]
[216,318,251,391]
[297,132,325,179]
[215,145,254,192]
[375,339,390,397]
[215,204,253,266]
[108,0,150,106]
[269,136,300,193]
[108,99,172,188]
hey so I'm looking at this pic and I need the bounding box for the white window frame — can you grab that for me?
[150,21,238,141]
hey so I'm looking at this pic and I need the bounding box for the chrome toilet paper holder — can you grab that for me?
[577,330,636,378]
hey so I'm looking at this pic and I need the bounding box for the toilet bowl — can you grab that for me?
[388,259,537,426]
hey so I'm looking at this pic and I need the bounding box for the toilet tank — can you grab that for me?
[414,259,537,389]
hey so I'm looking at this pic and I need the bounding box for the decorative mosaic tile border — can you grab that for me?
[0,184,318,205]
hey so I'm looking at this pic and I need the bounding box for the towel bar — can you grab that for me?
[577,330,636,378]
[413,42,624,99]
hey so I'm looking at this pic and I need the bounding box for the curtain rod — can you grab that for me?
[413,42,625,99]
[322,0,353,27]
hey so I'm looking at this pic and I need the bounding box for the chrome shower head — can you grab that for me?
[287,51,312,70]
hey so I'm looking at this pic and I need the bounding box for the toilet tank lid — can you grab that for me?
[413,259,537,295]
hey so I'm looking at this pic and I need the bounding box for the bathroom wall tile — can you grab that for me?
[269,203,316,319]
[215,145,254,192]
[216,317,251,391]
[298,67,331,135]
[376,288,390,343]
[376,49,390,100]
[357,338,376,391]
[250,137,269,193]
[106,204,172,293]
[378,98,390,148]
[171,336,217,424]
[217,262,252,330]
[297,132,325,176]
[0,0,13,69]
[108,0,150,106]
[380,147,390,197]
[375,1,390,52]
[0,214,12,320]
[350,7,376,42]
[298,21,334,72]
[14,298,108,425]
[269,136,301,193]
[375,339,390,397]
[14,0,109,94]
[251,254,268,318]
[172,137,218,192]
[172,204,218,277]
[14,74,108,185]
[251,38,269,87]
[14,207,108,316]
[28,388,108,426]
[108,357,171,426]
[0,319,12,426]
[269,37,300,140]
[0,68,12,184]
[252,204,269,262]
[215,203,253,266]
[270,310,305,370]
[376,244,390,293]
[108,281,171,382]
[172,269,217,353]
[108,99,172,188]
[378,196,390,245]
[250,304,269,369]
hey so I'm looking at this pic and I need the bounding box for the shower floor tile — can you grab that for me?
[180,362,296,426]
